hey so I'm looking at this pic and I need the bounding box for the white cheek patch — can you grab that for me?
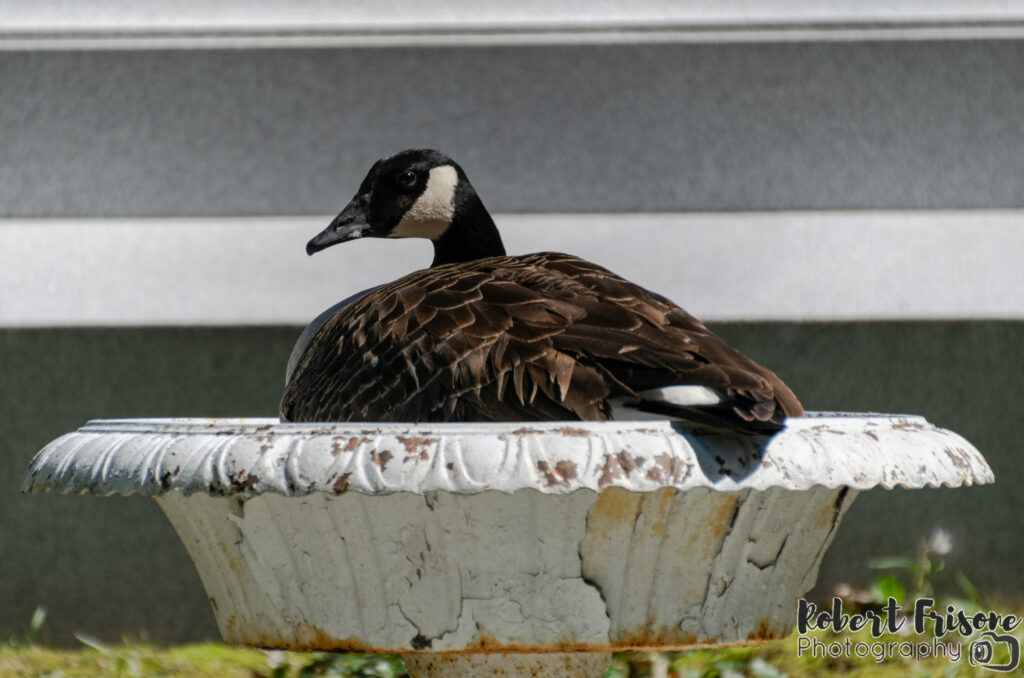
[390,165,458,240]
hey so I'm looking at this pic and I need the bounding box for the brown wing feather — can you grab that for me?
[280,253,802,430]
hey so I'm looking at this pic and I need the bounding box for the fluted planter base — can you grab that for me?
[23,415,993,676]
[154,485,853,652]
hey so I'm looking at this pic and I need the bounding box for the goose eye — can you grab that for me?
[396,171,417,187]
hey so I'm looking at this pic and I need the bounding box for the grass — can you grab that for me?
[3,622,1020,678]
[6,531,1016,677]
[0,641,405,678]
[606,624,1021,677]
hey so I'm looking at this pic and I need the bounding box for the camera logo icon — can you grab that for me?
[967,631,1020,672]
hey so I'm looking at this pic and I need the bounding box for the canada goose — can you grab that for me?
[281,149,802,433]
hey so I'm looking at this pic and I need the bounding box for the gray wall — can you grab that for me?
[2,36,1022,645]
[3,41,1024,217]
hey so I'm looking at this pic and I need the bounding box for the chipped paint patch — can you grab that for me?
[399,436,437,463]
[331,473,351,493]
[229,471,260,493]
[399,436,439,453]
[597,451,646,487]
[344,436,371,453]
[370,450,393,470]
[536,460,578,487]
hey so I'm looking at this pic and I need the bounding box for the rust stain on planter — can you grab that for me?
[342,436,371,453]
[248,625,385,653]
[584,488,643,541]
[811,488,850,531]
[597,451,646,487]
[433,628,741,653]
[332,473,351,493]
[510,426,588,437]
[398,436,438,462]
[536,460,578,487]
[399,436,439,452]
[655,453,691,484]
[747,620,778,642]
[943,446,972,472]
[705,494,739,543]
[812,496,837,530]
[458,630,618,654]
[644,487,675,535]
[247,625,727,654]
[229,470,260,492]
[613,629,700,649]
[370,450,393,470]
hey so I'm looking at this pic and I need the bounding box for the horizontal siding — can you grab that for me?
[2,211,1022,326]
[4,41,1024,217]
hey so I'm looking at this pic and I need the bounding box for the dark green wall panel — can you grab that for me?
[0,327,299,645]
[713,321,1022,606]
[1,323,1019,644]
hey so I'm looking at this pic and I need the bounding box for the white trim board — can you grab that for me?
[2,210,1021,327]
[5,1,1024,49]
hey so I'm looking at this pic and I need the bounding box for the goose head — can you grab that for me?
[307,149,506,267]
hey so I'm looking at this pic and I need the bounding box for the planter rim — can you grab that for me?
[22,412,992,497]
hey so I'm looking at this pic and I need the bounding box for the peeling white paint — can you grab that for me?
[21,413,992,673]
[22,414,993,498]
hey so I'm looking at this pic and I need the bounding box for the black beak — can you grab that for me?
[306,195,371,255]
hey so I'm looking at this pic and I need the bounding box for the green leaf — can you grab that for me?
[870,574,907,604]
[954,568,981,605]
[868,556,914,571]
[74,633,112,657]
[26,606,46,645]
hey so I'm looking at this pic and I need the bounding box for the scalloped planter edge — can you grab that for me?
[23,414,992,677]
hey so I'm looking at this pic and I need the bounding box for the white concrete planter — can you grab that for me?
[24,414,991,677]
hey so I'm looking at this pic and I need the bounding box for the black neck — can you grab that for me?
[430,188,506,267]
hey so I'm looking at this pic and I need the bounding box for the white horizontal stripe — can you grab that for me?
[2,210,1022,327]
[8,0,1024,32]
[4,0,1024,49]
[7,26,1024,50]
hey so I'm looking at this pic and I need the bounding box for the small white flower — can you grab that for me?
[928,527,953,556]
